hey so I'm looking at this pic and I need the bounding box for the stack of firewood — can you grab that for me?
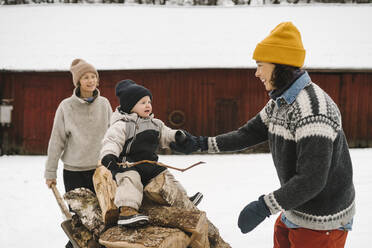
[63,166,231,248]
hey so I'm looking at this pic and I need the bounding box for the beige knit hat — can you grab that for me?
[70,59,99,87]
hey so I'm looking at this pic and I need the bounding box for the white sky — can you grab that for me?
[0,4,372,71]
[1,149,371,247]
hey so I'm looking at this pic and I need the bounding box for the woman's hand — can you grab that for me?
[170,130,208,154]
[238,195,271,233]
[46,179,56,188]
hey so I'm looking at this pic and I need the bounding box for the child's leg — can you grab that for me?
[114,170,143,210]
[114,170,149,227]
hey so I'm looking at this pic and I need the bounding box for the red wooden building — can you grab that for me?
[1,69,371,154]
[1,5,372,154]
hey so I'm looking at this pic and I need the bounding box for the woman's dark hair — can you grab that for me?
[271,64,300,90]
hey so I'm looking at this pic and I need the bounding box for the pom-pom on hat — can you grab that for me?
[253,22,306,68]
[115,79,152,114]
[70,59,99,87]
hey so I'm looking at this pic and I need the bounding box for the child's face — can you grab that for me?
[79,72,98,94]
[131,95,152,118]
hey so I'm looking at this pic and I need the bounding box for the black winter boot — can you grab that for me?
[189,192,203,206]
[117,206,149,228]
[65,241,73,248]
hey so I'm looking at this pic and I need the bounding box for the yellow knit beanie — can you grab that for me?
[253,22,306,68]
[70,59,99,87]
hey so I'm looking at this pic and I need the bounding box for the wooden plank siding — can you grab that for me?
[310,72,372,148]
[0,69,371,154]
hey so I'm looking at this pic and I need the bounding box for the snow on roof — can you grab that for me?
[0,4,371,71]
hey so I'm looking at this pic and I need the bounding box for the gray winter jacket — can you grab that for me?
[100,108,178,162]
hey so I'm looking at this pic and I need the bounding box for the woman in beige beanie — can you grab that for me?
[44,59,112,248]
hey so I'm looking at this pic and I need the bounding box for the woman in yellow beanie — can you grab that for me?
[44,59,112,248]
[171,22,355,248]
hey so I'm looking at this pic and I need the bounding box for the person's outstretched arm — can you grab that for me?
[170,103,271,154]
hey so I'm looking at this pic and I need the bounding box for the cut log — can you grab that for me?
[70,214,100,248]
[190,222,209,248]
[206,221,231,248]
[91,167,230,248]
[64,188,105,237]
[93,166,119,225]
[144,171,210,248]
[144,170,195,210]
[99,226,190,248]
[144,171,230,248]
[141,203,207,237]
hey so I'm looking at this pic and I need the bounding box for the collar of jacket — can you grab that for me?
[73,87,99,104]
[115,107,154,122]
[272,71,311,107]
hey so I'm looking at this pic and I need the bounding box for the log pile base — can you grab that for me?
[62,166,232,248]
[99,226,190,248]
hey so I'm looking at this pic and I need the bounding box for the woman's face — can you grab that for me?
[79,72,98,96]
[255,62,276,91]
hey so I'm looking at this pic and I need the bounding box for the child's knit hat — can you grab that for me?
[70,59,99,87]
[253,22,306,68]
[115,79,152,114]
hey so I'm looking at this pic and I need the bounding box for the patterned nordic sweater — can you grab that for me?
[208,72,355,230]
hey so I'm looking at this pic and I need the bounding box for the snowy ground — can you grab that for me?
[0,148,371,247]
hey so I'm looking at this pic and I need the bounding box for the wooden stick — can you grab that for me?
[51,184,72,220]
[118,160,205,172]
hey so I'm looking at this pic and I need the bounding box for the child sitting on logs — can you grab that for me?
[100,79,202,227]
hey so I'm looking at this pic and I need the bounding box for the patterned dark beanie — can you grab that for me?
[115,79,152,114]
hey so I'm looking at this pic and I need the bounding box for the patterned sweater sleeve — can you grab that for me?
[265,114,340,214]
[208,104,270,153]
[44,104,67,179]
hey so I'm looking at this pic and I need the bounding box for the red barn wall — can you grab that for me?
[0,69,371,154]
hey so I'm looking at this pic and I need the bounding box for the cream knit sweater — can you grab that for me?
[44,89,112,179]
